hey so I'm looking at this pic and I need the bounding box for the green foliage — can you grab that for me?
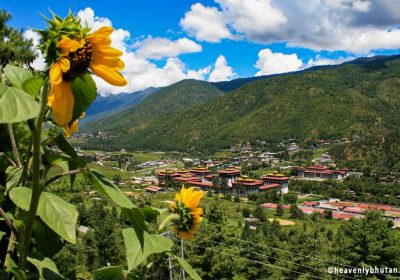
[0,10,36,67]
[9,187,78,243]
[0,82,40,123]
[69,73,97,125]
[122,228,173,272]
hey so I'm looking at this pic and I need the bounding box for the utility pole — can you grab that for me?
[181,239,186,280]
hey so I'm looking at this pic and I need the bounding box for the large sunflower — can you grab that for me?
[48,26,127,136]
[170,186,204,240]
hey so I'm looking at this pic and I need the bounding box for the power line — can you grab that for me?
[193,235,359,280]
[172,237,329,280]
[197,227,400,279]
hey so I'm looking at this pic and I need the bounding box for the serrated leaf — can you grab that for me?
[6,166,23,191]
[0,84,40,123]
[70,73,97,125]
[4,65,33,88]
[28,256,66,279]
[9,187,78,243]
[175,256,202,280]
[94,266,125,280]
[85,169,136,209]
[123,228,173,272]
[22,76,44,97]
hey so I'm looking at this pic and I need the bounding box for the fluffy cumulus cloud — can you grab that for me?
[255,49,302,76]
[180,3,234,42]
[134,37,202,59]
[208,55,237,82]
[181,0,400,53]
[23,29,46,70]
[255,49,354,76]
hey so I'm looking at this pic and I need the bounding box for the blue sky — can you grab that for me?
[3,0,400,94]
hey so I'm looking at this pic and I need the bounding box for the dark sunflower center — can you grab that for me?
[63,41,92,82]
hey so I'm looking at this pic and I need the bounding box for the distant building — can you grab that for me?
[218,167,241,186]
[190,167,211,180]
[319,153,332,165]
[145,186,165,194]
[287,143,300,154]
[298,165,348,180]
[232,177,264,196]
[261,171,289,194]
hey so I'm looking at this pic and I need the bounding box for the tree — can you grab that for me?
[252,206,266,222]
[206,199,227,226]
[324,209,333,219]
[283,193,297,204]
[242,207,251,218]
[0,9,36,67]
[276,204,284,217]
[289,204,304,219]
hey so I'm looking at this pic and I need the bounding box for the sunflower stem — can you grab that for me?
[19,78,49,270]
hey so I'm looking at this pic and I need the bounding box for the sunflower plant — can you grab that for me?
[0,11,201,280]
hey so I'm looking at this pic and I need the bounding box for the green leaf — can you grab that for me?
[0,84,40,123]
[175,256,202,280]
[28,256,66,279]
[85,169,136,209]
[5,166,22,192]
[123,228,173,272]
[9,187,78,243]
[53,133,85,168]
[22,76,44,97]
[70,73,97,124]
[143,205,160,223]
[4,65,33,88]
[94,266,125,280]
[123,208,145,250]
[0,230,5,241]
[33,219,63,258]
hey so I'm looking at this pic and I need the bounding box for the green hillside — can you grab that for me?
[84,55,400,171]
[82,79,224,133]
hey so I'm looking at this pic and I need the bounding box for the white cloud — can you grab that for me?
[208,55,237,82]
[134,37,202,59]
[23,29,46,71]
[180,3,234,42]
[255,49,302,76]
[255,49,355,76]
[181,0,400,53]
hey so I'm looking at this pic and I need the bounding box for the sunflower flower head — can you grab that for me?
[170,186,204,240]
[38,12,127,136]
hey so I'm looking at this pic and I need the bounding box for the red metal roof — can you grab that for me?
[174,177,200,182]
[261,203,278,209]
[218,169,241,175]
[333,212,355,220]
[188,180,213,187]
[262,176,289,181]
[343,207,365,214]
[259,184,280,190]
[303,201,319,207]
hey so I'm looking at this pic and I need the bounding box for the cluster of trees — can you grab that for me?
[290,176,400,206]
[185,199,400,279]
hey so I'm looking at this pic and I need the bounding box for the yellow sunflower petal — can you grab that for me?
[88,26,114,38]
[64,119,79,138]
[58,57,71,73]
[91,55,125,70]
[50,63,62,85]
[48,81,74,127]
[58,37,83,56]
[87,36,111,47]
[92,46,123,57]
[90,64,127,86]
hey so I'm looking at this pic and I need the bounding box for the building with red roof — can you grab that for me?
[298,165,348,180]
[343,207,365,215]
[145,186,164,194]
[261,171,289,194]
[218,167,241,186]
[232,177,263,196]
[187,180,214,191]
[190,167,211,179]
[303,201,319,207]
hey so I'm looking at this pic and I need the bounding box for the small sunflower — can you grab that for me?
[48,26,127,135]
[170,186,204,240]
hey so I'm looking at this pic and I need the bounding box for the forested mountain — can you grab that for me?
[82,79,225,133]
[80,87,159,126]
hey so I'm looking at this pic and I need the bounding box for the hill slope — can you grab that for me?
[80,87,158,127]
[84,55,400,168]
[82,79,225,133]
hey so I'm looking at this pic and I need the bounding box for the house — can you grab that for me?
[298,165,348,180]
[303,201,319,207]
[232,177,263,196]
[218,167,241,186]
[190,167,211,179]
[187,180,214,191]
[261,171,289,194]
[319,153,332,165]
[145,186,164,194]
